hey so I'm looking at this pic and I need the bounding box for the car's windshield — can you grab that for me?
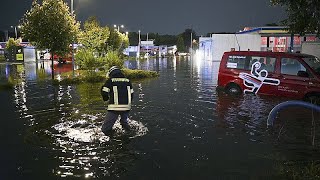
[303,56,320,76]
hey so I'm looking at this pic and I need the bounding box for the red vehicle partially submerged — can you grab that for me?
[39,51,72,64]
[53,54,72,64]
[217,51,320,101]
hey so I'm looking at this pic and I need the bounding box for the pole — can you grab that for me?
[71,0,73,14]
[11,26,17,39]
[290,33,294,52]
[71,0,75,77]
[138,30,141,58]
[14,27,17,39]
[147,33,149,58]
[190,31,193,58]
[51,52,54,79]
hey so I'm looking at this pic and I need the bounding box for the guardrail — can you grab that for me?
[267,100,320,126]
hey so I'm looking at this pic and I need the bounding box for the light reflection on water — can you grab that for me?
[48,115,148,178]
[1,57,320,179]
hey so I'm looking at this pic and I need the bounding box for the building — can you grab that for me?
[238,26,319,52]
[198,26,320,61]
[198,34,261,61]
[124,40,173,57]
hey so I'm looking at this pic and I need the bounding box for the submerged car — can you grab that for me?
[217,51,320,102]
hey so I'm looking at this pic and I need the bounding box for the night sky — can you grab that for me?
[0,0,286,35]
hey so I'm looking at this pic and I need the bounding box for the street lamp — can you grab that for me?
[71,0,75,77]
[137,30,141,58]
[10,25,21,39]
[114,24,124,32]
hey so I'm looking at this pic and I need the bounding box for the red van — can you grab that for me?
[217,51,320,102]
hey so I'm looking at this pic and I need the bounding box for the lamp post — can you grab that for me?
[10,25,21,39]
[137,30,141,58]
[114,24,124,32]
[71,0,75,77]
[190,31,193,58]
[146,32,149,58]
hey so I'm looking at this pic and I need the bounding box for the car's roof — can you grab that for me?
[224,51,313,58]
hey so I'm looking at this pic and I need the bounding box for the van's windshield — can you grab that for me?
[303,56,320,76]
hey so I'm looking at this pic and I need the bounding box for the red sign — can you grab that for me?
[294,36,301,45]
[261,37,267,45]
[306,36,317,42]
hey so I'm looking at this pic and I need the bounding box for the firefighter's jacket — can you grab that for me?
[101,73,134,111]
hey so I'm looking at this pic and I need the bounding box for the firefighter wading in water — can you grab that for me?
[101,66,134,135]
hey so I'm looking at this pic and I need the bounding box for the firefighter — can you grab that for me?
[101,66,134,135]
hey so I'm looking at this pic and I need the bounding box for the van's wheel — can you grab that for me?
[304,93,320,105]
[225,84,242,95]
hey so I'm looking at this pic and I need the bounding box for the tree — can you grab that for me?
[78,16,110,55]
[5,38,20,61]
[21,0,80,55]
[105,28,129,53]
[21,0,80,78]
[176,35,185,52]
[271,0,320,36]
[128,32,139,46]
[179,29,197,50]
[6,38,19,50]
[154,34,177,46]
[128,33,177,46]
[265,23,279,26]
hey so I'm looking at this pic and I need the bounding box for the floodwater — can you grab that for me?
[1,57,320,179]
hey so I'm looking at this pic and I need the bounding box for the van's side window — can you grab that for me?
[227,55,276,73]
[281,58,306,76]
[226,56,247,69]
[249,56,276,73]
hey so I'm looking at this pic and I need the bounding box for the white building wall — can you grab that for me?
[24,48,36,62]
[302,42,320,59]
[199,34,261,61]
[211,34,261,61]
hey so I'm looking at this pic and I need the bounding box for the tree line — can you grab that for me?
[3,0,319,58]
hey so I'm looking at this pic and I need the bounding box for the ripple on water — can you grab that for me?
[45,114,148,178]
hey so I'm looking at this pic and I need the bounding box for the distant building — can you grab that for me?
[198,34,261,61]
[124,40,173,57]
[198,26,320,61]
[238,26,319,52]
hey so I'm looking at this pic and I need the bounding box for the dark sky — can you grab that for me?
[0,0,286,35]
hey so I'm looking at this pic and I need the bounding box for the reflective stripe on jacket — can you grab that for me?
[101,77,134,111]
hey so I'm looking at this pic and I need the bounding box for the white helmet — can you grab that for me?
[106,66,120,77]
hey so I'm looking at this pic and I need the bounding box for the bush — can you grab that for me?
[105,50,124,70]
[0,75,17,90]
[122,69,158,79]
[6,38,19,50]
[0,54,5,61]
[75,48,104,72]
[53,68,159,85]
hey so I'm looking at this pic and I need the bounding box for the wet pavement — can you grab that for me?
[0,57,320,179]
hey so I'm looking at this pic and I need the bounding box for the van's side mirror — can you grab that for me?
[297,71,309,77]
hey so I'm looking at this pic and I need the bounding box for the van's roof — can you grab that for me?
[224,51,314,58]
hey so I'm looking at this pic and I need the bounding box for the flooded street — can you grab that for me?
[1,57,320,179]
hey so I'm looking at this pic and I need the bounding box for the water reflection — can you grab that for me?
[11,78,149,178]
[1,57,320,179]
[124,57,169,72]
